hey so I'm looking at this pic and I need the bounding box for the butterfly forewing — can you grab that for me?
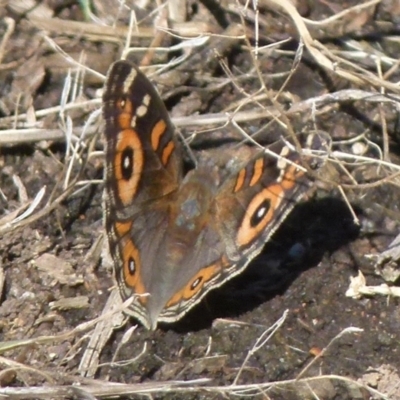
[103,60,182,213]
[216,133,324,262]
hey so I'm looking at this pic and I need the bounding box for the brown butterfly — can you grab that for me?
[102,60,326,330]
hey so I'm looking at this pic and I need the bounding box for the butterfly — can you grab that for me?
[102,60,326,329]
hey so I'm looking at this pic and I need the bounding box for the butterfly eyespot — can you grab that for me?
[190,276,203,291]
[250,199,271,227]
[121,239,144,291]
[121,147,134,180]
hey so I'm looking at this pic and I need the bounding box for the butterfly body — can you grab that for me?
[103,60,325,329]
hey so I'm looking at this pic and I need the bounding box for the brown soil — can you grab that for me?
[1,1,400,399]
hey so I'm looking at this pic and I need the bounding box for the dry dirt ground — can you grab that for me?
[1,0,400,399]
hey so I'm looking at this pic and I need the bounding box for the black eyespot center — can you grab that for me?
[121,147,133,180]
[250,199,271,227]
[128,256,135,275]
[191,276,203,291]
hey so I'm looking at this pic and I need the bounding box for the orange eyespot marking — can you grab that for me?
[249,158,264,187]
[236,186,283,247]
[114,129,143,206]
[151,119,167,151]
[165,261,224,307]
[122,239,145,296]
[161,140,175,166]
[236,163,307,248]
[234,168,246,193]
[117,98,134,129]
[114,221,133,237]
